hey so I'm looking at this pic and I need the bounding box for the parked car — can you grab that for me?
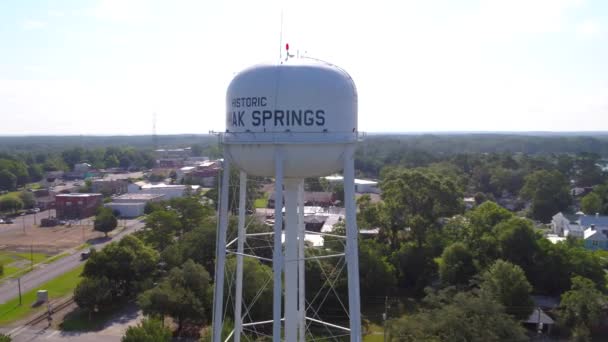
[4,218,14,224]
[0,219,4,224]
[80,250,92,260]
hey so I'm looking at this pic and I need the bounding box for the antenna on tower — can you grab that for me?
[279,9,284,62]
[152,113,158,150]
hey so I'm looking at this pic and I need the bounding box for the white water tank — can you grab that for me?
[224,59,358,178]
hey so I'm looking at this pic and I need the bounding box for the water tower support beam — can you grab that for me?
[284,179,300,342]
[212,158,231,342]
[344,145,362,342]
[298,179,306,342]
[272,152,284,342]
[234,170,247,342]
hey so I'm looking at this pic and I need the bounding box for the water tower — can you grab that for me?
[212,58,361,342]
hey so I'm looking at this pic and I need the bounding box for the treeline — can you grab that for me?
[0,135,217,153]
[0,147,157,191]
[356,169,608,340]
[356,134,608,177]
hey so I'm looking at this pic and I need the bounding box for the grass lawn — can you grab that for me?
[254,193,269,208]
[0,264,84,326]
[363,323,385,342]
[0,251,49,281]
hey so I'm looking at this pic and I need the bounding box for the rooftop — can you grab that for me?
[114,193,164,201]
[579,215,608,227]
[56,193,102,198]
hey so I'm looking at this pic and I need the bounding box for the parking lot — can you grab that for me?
[0,209,138,254]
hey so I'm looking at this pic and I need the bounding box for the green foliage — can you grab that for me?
[392,243,437,295]
[122,317,172,342]
[74,276,113,315]
[439,242,477,287]
[81,236,159,302]
[19,191,36,209]
[94,207,118,237]
[559,276,607,333]
[380,168,463,247]
[358,240,397,297]
[0,333,12,342]
[521,170,571,222]
[388,290,527,342]
[0,169,17,191]
[224,257,273,321]
[495,217,539,277]
[0,194,23,213]
[143,210,182,250]
[138,260,212,332]
[479,260,534,320]
[581,192,602,215]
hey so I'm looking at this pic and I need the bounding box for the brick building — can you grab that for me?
[91,179,128,195]
[55,193,103,219]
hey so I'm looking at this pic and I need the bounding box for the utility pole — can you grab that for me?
[383,296,388,342]
[22,215,26,234]
[30,242,34,270]
[18,278,22,305]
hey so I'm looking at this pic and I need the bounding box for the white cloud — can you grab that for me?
[48,10,65,17]
[577,19,601,37]
[23,20,46,30]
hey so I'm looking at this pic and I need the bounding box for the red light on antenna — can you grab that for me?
[286,43,290,51]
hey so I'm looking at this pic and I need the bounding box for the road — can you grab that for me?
[0,219,145,305]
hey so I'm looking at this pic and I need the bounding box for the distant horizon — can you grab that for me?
[3,130,608,137]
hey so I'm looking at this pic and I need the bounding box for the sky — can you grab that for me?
[1,0,608,135]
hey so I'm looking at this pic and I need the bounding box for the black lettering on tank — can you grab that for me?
[252,111,261,126]
[291,110,302,126]
[315,110,325,126]
[261,97,267,106]
[304,110,314,126]
[274,110,284,126]
[262,110,273,126]
[238,111,245,126]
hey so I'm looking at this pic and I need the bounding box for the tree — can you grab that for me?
[480,260,534,320]
[358,240,396,297]
[74,276,112,318]
[439,242,477,287]
[138,260,212,332]
[0,169,17,191]
[559,276,607,335]
[122,317,172,342]
[392,243,437,295]
[224,256,273,321]
[0,195,23,213]
[0,333,12,342]
[143,210,182,251]
[380,168,463,248]
[495,217,539,276]
[82,236,159,300]
[19,191,36,209]
[94,207,118,237]
[581,192,602,215]
[521,170,571,222]
[388,290,527,342]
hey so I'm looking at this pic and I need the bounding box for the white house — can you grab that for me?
[105,193,164,218]
[324,175,380,194]
[128,181,198,200]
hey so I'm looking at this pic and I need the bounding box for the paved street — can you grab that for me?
[1,304,143,342]
[0,219,145,305]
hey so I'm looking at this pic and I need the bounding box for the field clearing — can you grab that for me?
[0,264,84,326]
[0,223,103,253]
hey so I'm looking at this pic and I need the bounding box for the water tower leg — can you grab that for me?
[284,179,300,342]
[234,170,247,342]
[272,153,284,342]
[297,180,306,342]
[344,145,362,342]
[212,158,231,342]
